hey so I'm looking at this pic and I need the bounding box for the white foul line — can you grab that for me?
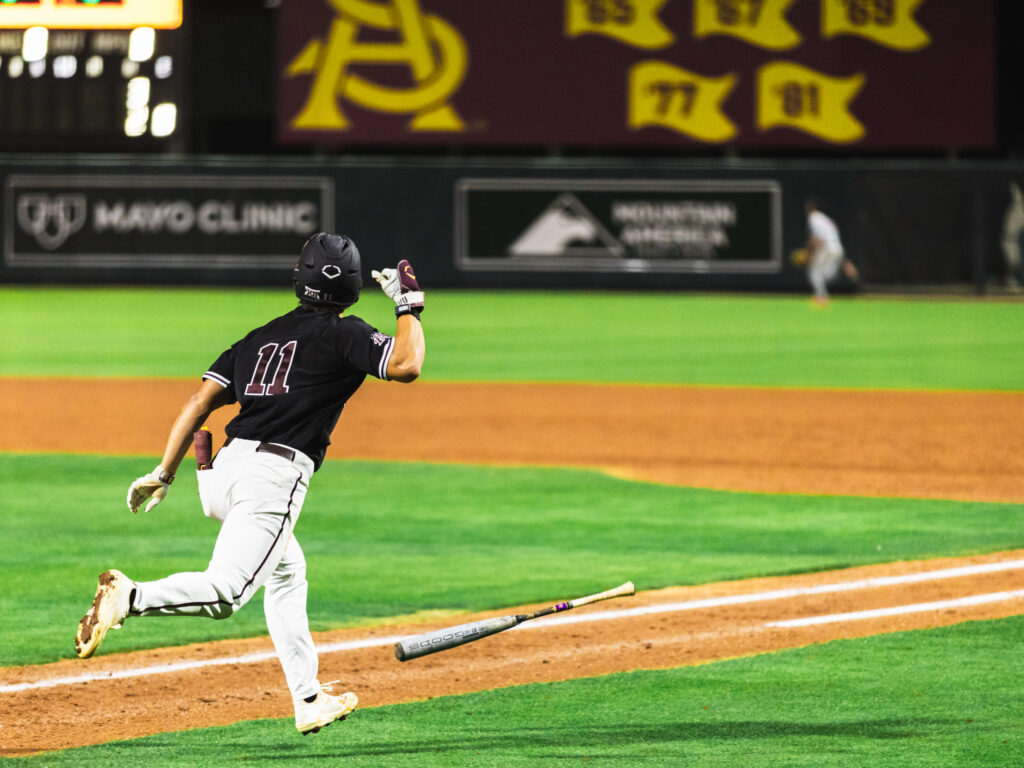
[767,589,1024,628]
[0,635,410,694]
[510,558,1024,628]
[3,558,1023,694]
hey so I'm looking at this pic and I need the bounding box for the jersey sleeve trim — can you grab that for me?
[377,337,395,381]
[203,370,231,388]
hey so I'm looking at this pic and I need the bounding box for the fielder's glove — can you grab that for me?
[372,259,424,319]
[127,465,174,514]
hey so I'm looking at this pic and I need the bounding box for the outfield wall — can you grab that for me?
[2,154,1022,292]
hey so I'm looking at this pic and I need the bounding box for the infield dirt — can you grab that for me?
[1,378,1023,755]
[2,377,1024,502]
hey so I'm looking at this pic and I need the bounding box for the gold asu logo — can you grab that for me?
[285,0,468,132]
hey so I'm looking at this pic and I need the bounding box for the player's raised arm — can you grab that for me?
[372,259,425,383]
[387,314,424,382]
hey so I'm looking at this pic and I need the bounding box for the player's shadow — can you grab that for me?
[261,718,960,759]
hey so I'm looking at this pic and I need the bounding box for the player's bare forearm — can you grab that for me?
[158,400,211,475]
[158,380,233,474]
[387,314,425,382]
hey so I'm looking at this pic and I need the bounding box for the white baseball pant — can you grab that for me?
[808,246,843,301]
[129,438,321,703]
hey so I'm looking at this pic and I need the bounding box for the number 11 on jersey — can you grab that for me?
[245,341,298,396]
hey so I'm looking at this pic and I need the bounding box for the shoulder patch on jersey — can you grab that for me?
[370,331,391,347]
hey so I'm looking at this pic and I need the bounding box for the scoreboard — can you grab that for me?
[0,0,184,151]
[0,1,181,29]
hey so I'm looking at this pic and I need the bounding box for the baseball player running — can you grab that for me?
[74,233,425,735]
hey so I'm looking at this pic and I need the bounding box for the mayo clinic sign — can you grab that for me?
[4,175,333,270]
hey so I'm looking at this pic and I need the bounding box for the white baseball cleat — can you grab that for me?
[75,569,134,659]
[295,683,358,735]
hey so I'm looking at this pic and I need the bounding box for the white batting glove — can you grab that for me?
[371,268,401,301]
[127,465,174,514]
[373,260,424,318]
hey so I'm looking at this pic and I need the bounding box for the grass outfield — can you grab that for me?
[1,286,1023,389]
[1,453,1022,667]
[9,616,1022,767]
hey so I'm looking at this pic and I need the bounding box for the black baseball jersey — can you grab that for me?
[202,307,394,470]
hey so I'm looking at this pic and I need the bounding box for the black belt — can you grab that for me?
[223,437,296,463]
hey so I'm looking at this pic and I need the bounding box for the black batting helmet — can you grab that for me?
[293,232,362,309]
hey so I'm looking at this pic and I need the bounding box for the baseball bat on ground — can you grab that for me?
[394,581,635,662]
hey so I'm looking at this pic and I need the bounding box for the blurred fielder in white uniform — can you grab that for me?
[805,198,858,306]
[1002,182,1024,290]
